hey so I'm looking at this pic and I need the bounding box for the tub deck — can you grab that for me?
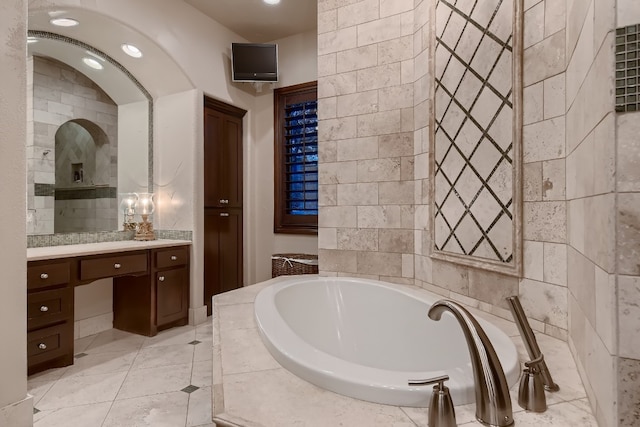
[212,276,597,427]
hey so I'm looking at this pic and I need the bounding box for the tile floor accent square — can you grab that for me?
[33,407,40,414]
[188,340,201,345]
[181,385,199,394]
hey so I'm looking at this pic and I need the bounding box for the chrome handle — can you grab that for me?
[408,374,450,386]
[40,305,49,312]
[159,276,165,282]
[114,263,121,269]
[40,273,49,279]
[220,213,229,217]
[38,343,47,350]
[170,255,177,261]
[219,199,229,204]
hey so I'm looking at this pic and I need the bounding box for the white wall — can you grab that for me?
[249,30,319,282]
[118,100,150,196]
[153,89,205,314]
[0,0,33,425]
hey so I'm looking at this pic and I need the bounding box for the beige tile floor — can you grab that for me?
[29,322,214,427]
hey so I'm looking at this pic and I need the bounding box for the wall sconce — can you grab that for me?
[119,192,138,231]
[134,192,156,241]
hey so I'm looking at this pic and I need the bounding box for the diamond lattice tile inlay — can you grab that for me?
[434,0,514,263]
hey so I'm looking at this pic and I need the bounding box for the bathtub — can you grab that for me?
[254,276,520,407]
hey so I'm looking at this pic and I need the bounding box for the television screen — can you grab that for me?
[231,43,278,82]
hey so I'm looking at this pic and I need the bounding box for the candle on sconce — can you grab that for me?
[119,192,139,231]
[126,199,134,215]
[134,193,156,241]
[136,193,155,215]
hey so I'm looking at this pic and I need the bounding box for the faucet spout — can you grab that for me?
[428,300,513,427]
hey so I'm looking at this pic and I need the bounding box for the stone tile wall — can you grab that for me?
[615,3,640,426]
[317,0,417,284]
[563,0,618,426]
[520,0,569,340]
[317,2,638,425]
[28,56,118,235]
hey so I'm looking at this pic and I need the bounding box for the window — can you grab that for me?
[274,81,318,234]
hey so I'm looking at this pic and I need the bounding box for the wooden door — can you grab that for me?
[203,97,246,315]
[204,104,243,208]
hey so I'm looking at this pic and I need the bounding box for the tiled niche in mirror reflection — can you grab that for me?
[432,0,522,270]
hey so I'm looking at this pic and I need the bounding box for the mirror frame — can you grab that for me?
[27,30,153,248]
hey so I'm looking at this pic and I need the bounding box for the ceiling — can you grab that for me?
[183,0,317,42]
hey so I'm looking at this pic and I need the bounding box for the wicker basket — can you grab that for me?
[271,253,319,278]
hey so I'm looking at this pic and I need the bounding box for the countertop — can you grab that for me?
[211,276,599,427]
[27,239,192,261]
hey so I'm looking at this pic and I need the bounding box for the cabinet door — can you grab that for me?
[156,267,189,327]
[204,106,243,208]
[204,208,243,314]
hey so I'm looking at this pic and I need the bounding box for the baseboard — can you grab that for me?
[0,394,33,427]
[189,306,208,326]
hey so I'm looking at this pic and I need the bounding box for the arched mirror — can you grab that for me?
[26,32,152,241]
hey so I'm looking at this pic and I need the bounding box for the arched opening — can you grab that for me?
[54,119,117,233]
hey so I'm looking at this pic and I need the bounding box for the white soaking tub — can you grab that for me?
[254,276,520,407]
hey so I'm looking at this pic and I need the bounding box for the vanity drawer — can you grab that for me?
[155,247,189,269]
[27,322,72,365]
[80,252,148,281]
[27,287,72,330]
[27,262,71,290]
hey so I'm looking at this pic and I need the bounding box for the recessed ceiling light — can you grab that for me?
[121,43,143,58]
[263,0,280,4]
[27,37,38,44]
[82,57,103,70]
[50,17,79,27]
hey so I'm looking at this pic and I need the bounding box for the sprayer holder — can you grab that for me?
[518,355,548,412]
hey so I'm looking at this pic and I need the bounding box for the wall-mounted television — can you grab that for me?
[231,42,278,82]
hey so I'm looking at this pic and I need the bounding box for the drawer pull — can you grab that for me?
[114,263,122,269]
[219,199,229,204]
[220,212,230,217]
[158,276,165,282]
[170,255,178,261]
[38,343,47,350]
[40,273,49,280]
[40,305,49,312]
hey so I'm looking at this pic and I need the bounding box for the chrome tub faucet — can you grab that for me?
[428,300,514,427]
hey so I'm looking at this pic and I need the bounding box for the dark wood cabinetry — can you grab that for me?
[155,247,190,327]
[26,259,73,374]
[27,243,190,375]
[204,101,243,209]
[204,208,243,297]
[204,97,246,315]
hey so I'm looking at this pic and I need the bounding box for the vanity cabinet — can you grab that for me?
[27,242,191,375]
[155,247,189,327]
[26,260,74,375]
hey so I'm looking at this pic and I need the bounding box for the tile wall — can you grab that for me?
[615,3,640,426]
[564,0,617,425]
[317,0,417,285]
[28,56,118,235]
[318,0,640,425]
[433,0,516,265]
